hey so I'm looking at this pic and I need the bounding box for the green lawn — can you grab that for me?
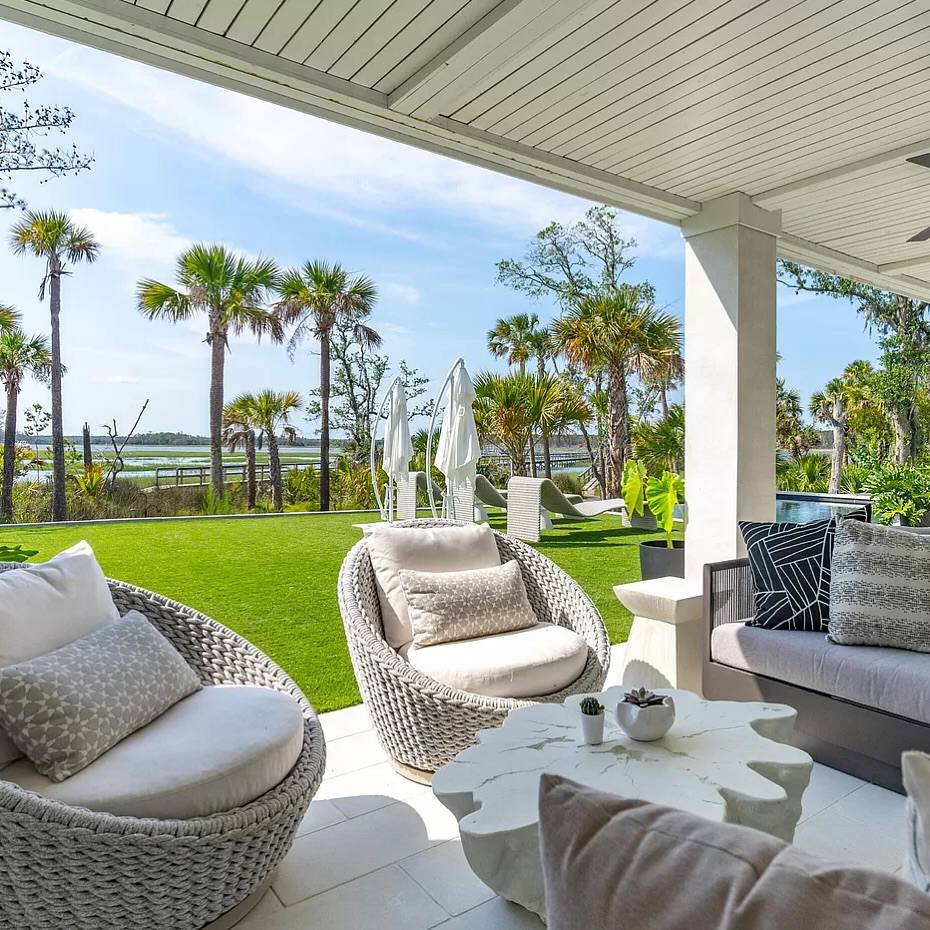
[2,512,672,713]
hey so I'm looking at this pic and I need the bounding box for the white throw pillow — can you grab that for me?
[0,541,119,766]
[362,523,501,648]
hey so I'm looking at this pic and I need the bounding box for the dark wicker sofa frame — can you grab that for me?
[704,558,930,793]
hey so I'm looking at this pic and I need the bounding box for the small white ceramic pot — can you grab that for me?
[615,695,675,741]
[579,711,605,745]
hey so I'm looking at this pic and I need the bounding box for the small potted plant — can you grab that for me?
[578,696,605,745]
[615,688,675,742]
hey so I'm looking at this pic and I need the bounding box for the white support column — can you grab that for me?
[682,193,781,578]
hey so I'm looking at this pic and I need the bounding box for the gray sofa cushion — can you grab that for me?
[711,623,930,724]
[538,773,930,930]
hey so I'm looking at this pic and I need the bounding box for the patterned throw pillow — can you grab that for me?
[740,509,868,632]
[0,611,201,782]
[400,559,538,647]
[830,520,930,650]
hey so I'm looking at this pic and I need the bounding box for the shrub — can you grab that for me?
[283,467,320,507]
[862,463,930,526]
[552,472,584,496]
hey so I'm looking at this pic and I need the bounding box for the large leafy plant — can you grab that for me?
[645,470,685,548]
[862,463,930,526]
[621,459,648,517]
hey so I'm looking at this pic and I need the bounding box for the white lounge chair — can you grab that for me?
[391,471,446,521]
[507,476,626,542]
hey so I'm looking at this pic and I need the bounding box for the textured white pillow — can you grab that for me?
[401,560,537,647]
[0,541,119,767]
[362,523,501,648]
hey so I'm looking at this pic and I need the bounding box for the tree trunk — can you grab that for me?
[319,329,331,511]
[579,420,605,498]
[829,399,845,495]
[82,423,92,473]
[269,432,282,512]
[245,429,257,509]
[537,356,552,477]
[1,386,17,521]
[209,327,226,499]
[892,408,909,465]
[605,363,629,498]
[528,436,537,478]
[659,388,669,419]
[49,266,67,522]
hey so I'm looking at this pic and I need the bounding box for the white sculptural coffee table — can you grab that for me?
[432,687,813,919]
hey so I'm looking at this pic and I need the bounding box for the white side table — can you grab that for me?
[614,576,703,694]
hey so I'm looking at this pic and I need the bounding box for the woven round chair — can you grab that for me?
[338,520,610,781]
[0,569,326,930]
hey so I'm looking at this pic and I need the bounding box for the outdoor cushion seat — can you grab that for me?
[399,621,588,699]
[711,623,930,724]
[1,684,305,820]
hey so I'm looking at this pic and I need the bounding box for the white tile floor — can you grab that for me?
[240,647,910,929]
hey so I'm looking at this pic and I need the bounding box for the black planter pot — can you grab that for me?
[639,539,685,580]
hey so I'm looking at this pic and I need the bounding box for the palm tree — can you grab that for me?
[276,261,378,511]
[10,210,99,521]
[0,326,50,521]
[552,285,681,496]
[474,371,590,476]
[632,404,684,474]
[223,394,259,509]
[248,389,302,512]
[137,244,282,500]
[810,379,847,495]
[487,312,540,374]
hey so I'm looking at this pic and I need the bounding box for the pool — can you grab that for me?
[774,496,870,524]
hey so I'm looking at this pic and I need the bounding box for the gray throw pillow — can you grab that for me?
[829,520,930,651]
[538,773,930,930]
[0,611,201,781]
[400,560,537,647]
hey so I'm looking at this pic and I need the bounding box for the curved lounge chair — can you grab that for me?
[507,476,625,542]
[337,520,610,781]
[0,569,326,930]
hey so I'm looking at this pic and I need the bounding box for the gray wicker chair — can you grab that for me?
[0,569,326,930]
[338,520,610,781]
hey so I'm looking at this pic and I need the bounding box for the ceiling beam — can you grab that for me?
[878,256,930,273]
[753,137,930,207]
[387,0,599,119]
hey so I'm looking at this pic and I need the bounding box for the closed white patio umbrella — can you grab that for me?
[428,359,480,521]
[371,376,413,521]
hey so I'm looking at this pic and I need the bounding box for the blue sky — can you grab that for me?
[0,19,881,437]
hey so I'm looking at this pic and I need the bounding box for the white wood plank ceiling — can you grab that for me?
[3,0,930,298]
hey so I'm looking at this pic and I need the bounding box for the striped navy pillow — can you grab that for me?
[739,509,868,632]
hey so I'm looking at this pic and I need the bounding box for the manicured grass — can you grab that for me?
[2,512,674,713]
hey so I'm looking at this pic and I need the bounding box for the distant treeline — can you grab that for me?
[8,430,321,448]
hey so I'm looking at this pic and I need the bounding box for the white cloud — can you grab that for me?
[381,282,421,305]
[377,320,416,339]
[48,52,598,241]
[70,208,189,266]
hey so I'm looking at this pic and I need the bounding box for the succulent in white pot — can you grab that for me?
[578,696,605,745]
[616,688,675,742]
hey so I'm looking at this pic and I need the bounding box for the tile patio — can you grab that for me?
[241,645,909,929]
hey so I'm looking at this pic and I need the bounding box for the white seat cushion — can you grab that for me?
[362,523,501,649]
[0,685,304,820]
[400,622,588,699]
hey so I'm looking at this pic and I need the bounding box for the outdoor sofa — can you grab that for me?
[704,550,930,792]
[0,567,326,930]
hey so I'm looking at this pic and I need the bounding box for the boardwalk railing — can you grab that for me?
[481,451,590,472]
[153,459,333,489]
